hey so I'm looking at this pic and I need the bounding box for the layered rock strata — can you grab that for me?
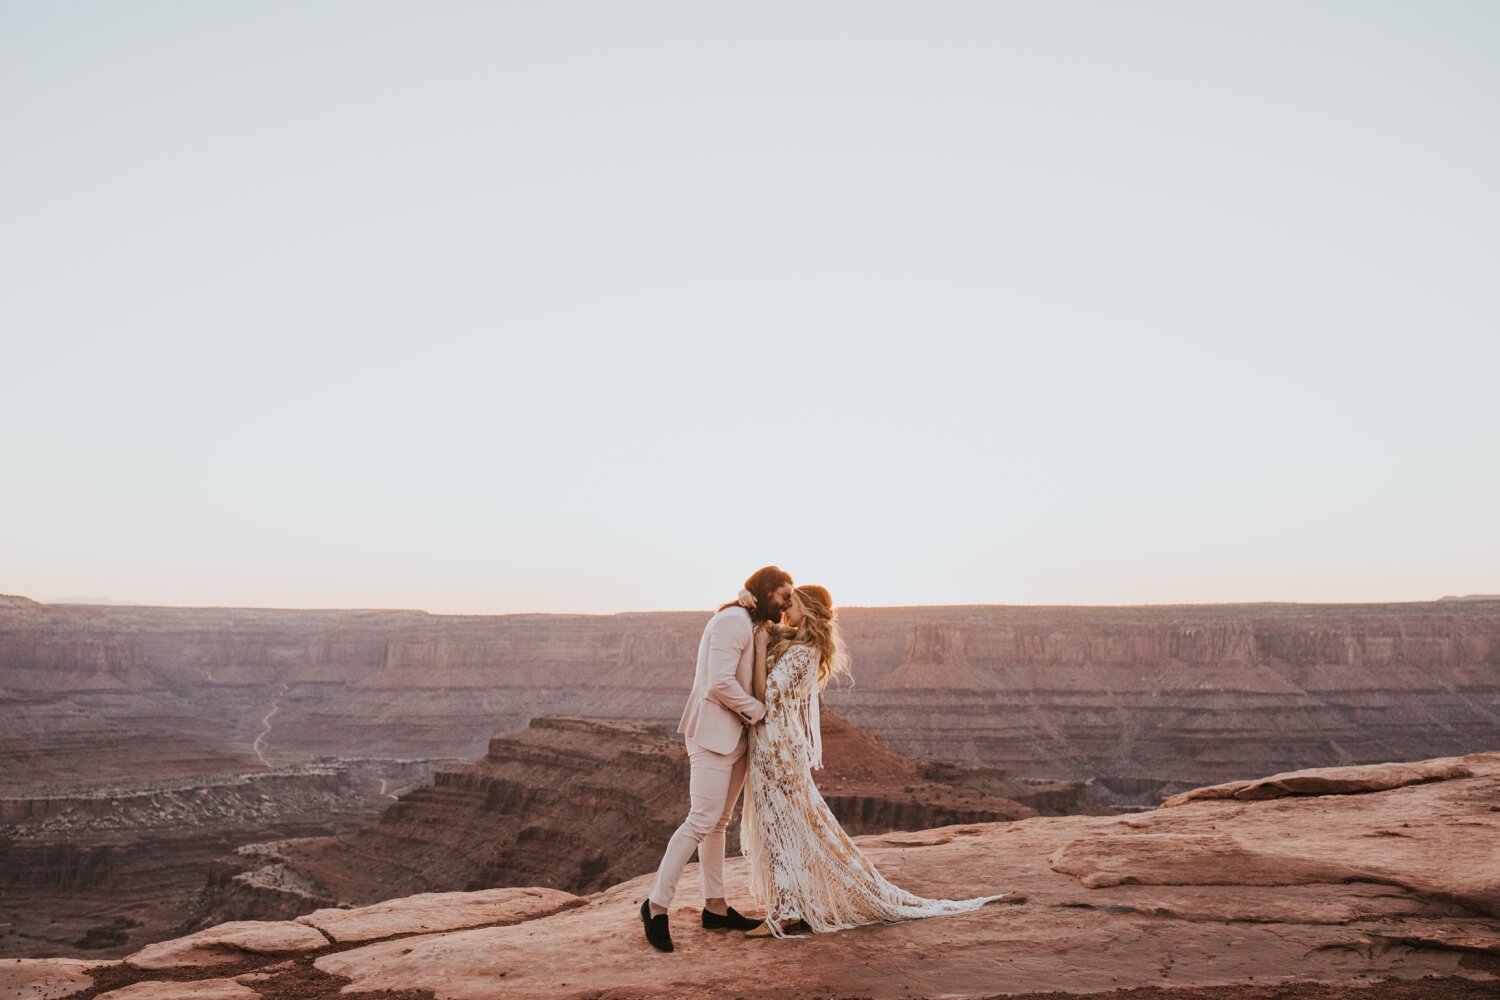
[4,595,1495,805]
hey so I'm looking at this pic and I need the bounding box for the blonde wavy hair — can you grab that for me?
[767,584,851,690]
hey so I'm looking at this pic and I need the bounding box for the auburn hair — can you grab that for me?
[718,565,794,624]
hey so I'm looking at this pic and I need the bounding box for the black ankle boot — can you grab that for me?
[702,905,760,931]
[641,899,674,952]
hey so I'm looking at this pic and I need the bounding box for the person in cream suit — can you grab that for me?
[641,565,795,952]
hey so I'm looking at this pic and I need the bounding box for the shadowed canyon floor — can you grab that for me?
[5,751,1498,999]
[0,757,452,960]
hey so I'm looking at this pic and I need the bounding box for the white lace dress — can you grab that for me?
[739,642,1008,937]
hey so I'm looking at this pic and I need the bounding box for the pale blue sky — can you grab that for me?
[2,2,1496,613]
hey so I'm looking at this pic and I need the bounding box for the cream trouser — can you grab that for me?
[647,734,747,909]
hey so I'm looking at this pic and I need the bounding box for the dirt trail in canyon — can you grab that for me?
[251,683,288,767]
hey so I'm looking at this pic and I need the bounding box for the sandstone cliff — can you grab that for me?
[4,596,1496,805]
[8,750,1498,1000]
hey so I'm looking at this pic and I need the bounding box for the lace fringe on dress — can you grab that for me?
[740,643,1007,939]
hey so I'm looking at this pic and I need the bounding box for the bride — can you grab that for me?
[737,584,1007,938]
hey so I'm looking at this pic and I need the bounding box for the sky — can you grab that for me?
[1,2,1496,614]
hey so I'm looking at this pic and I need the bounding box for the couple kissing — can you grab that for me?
[640,565,1007,951]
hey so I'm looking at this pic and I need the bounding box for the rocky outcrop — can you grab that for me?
[123,921,329,971]
[1161,758,1475,806]
[96,979,257,1000]
[1050,752,1500,917]
[11,750,1497,1000]
[193,713,1040,925]
[293,886,584,943]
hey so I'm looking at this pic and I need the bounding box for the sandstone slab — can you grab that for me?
[123,920,329,970]
[1086,883,1432,925]
[0,957,109,1000]
[1052,752,1500,917]
[1049,831,1369,888]
[1354,919,1500,955]
[1162,758,1475,807]
[294,886,585,942]
[94,978,258,1000]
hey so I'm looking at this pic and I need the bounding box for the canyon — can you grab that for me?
[4,594,1496,797]
[189,710,1092,928]
[3,592,1498,966]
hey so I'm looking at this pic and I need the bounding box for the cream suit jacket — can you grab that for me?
[676,605,767,755]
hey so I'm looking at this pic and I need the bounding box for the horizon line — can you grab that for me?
[11,593,1500,617]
